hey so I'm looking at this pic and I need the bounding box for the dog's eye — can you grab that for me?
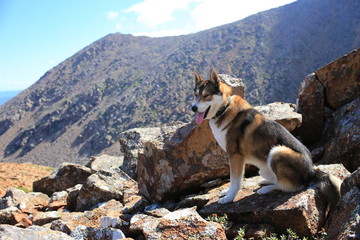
[203,94,210,98]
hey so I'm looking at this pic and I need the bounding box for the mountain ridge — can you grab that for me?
[0,0,359,167]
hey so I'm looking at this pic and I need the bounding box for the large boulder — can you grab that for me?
[319,98,360,172]
[119,124,184,179]
[137,120,229,203]
[296,73,325,144]
[296,48,360,171]
[315,48,360,110]
[75,169,137,211]
[33,163,93,196]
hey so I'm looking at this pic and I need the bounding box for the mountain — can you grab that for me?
[0,0,359,167]
[0,91,21,105]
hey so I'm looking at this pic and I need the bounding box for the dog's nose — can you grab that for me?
[191,105,198,112]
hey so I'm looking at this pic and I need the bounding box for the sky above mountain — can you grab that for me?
[0,0,295,91]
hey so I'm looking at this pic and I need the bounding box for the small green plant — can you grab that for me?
[188,235,211,240]
[206,214,229,227]
[232,228,328,240]
[16,186,31,193]
[233,228,246,240]
[280,228,301,240]
[313,229,328,240]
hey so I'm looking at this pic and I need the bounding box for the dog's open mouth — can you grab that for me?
[196,106,210,124]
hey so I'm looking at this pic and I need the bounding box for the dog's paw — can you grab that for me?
[257,185,276,194]
[259,179,273,186]
[218,195,233,204]
[219,188,228,197]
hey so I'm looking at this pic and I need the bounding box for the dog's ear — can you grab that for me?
[194,70,203,85]
[209,69,220,87]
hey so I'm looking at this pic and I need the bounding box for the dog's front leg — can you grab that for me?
[219,154,245,204]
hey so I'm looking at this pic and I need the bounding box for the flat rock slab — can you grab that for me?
[200,177,326,237]
[200,164,350,237]
[131,207,227,240]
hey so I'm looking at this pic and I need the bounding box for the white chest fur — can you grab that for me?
[209,119,228,152]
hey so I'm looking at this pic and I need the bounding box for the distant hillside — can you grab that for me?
[0,91,21,105]
[0,0,359,167]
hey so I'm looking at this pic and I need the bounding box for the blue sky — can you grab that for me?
[0,0,295,91]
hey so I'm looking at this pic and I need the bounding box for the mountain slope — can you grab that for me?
[0,0,359,166]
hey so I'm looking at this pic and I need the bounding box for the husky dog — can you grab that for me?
[191,69,341,212]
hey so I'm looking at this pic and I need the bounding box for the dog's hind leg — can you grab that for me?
[257,145,311,194]
[219,154,245,204]
[259,166,277,186]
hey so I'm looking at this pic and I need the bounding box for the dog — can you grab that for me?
[191,69,341,212]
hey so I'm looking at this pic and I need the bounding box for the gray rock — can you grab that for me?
[320,98,360,172]
[296,73,325,144]
[51,199,123,236]
[32,211,62,226]
[218,74,245,98]
[0,207,17,224]
[119,124,184,179]
[130,207,227,240]
[0,224,73,240]
[325,187,360,240]
[86,154,124,172]
[341,168,360,196]
[0,188,50,211]
[70,225,126,240]
[137,121,229,203]
[75,169,136,211]
[66,184,82,212]
[33,162,93,196]
[316,48,360,110]
[255,102,302,132]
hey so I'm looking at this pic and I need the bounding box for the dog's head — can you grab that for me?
[191,69,231,124]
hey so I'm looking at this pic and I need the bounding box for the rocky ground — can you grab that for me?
[0,157,358,240]
[0,49,358,239]
[0,163,53,196]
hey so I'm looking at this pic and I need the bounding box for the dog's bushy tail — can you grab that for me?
[311,168,342,215]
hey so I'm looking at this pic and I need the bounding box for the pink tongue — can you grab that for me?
[196,112,206,124]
